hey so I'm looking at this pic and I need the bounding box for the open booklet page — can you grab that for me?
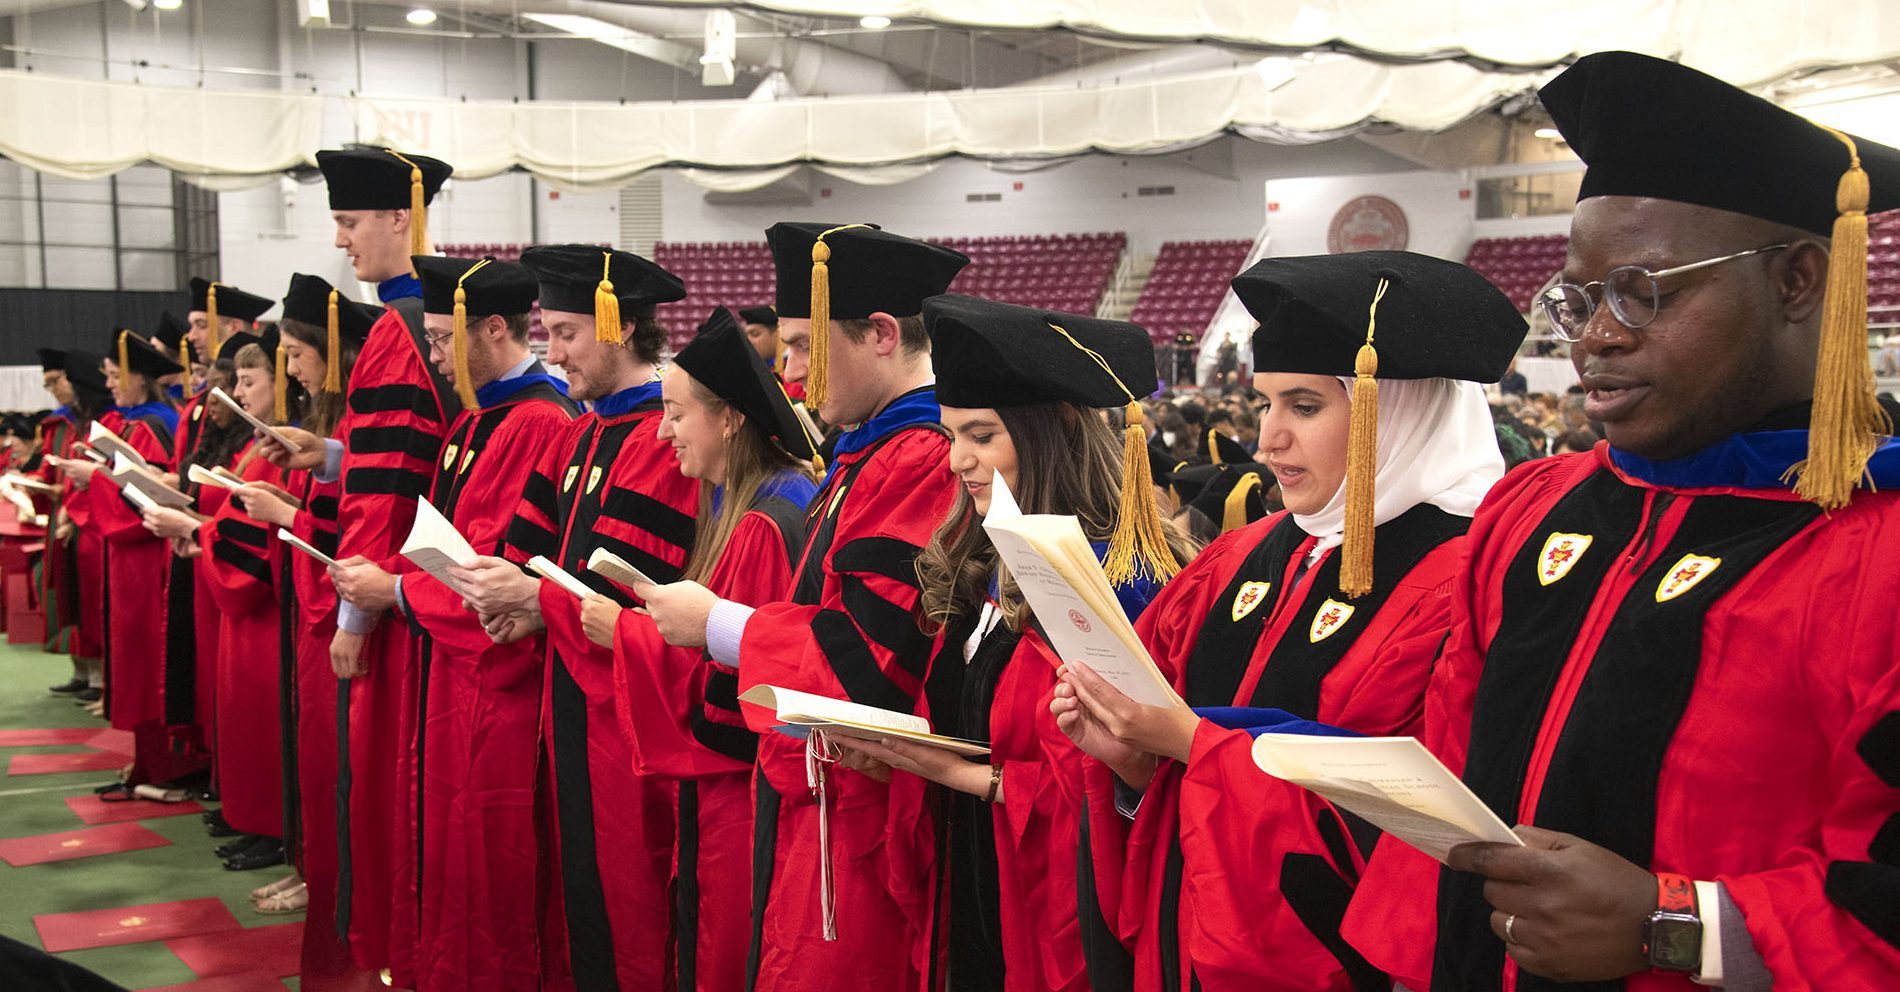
[400,498,478,585]
[586,547,657,588]
[739,684,991,757]
[1250,733,1523,864]
[210,387,298,450]
[87,422,149,470]
[277,528,337,568]
[110,455,193,510]
[980,473,1184,710]
[528,555,595,599]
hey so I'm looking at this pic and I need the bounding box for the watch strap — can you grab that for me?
[1657,872,1698,915]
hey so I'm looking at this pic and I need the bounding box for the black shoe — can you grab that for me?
[205,812,242,838]
[72,687,102,702]
[222,838,285,872]
[215,835,265,859]
[48,678,86,694]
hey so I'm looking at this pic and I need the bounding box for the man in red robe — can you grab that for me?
[262,145,455,982]
[1342,51,1900,991]
[451,244,697,992]
[51,351,111,700]
[639,222,968,992]
[327,255,576,992]
[35,348,81,667]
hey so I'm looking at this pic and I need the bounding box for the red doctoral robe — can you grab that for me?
[400,372,576,992]
[501,385,699,992]
[333,298,457,976]
[1342,444,1900,992]
[35,410,77,652]
[735,397,956,992]
[610,481,813,992]
[198,442,287,837]
[1084,506,1466,992]
[168,393,221,755]
[91,411,176,734]
[62,417,105,663]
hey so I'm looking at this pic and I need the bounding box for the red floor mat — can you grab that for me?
[141,973,289,992]
[34,897,241,952]
[87,727,135,755]
[0,728,100,746]
[65,794,206,825]
[8,750,126,775]
[165,922,303,979]
[0,821,170,866]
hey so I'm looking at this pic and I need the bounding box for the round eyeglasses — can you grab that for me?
[1536,244,1789,342]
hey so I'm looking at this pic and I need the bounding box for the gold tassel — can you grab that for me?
[117,330,129,383]
[450,259,489,412]
[1340,277,1389,598]
[274,345,288,425]
[805,224,873,411]
[180,338,193,372]
[595,251,622,345]
[1107,400,1182,585]
[205,283,220,360]
[1789,128,1892,509]
[1222,473,1263,533]
[323,289,343,394]
[388,150,429,259]
[1207,428,1224,465]
[808,238,832,409]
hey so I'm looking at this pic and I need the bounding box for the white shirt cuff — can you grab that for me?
[315,438,344,484]
[705,599,753,667]
[337,598,379,634]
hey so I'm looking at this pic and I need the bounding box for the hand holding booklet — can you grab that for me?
[109,455,194,510]
[277,527,337,567]
[1250,734,1522,864]
[979,473,1185,710]
[400,499,478,585]
[739,685,991,757]
[527,555,596,599]
[87,422,148,470]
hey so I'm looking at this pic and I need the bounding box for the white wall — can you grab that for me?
[1262,170,1478,261]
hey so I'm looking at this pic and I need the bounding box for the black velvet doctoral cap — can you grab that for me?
[1186,464,1270,531]
[413,257,539,318]
[281,274,382,345]
[64,350,106,393]
[738,306,778,328]
[188,278,274,322]
[36,348,65,372]
[214,331,262,364]
[115,329,183,377]
[1542,51,1900,236]
[925,294,1158,410]
[673,307,817,461]
[1233,251,1526,383]
[316,147,453,211]
[153,312,189,352]
[518,245,686,315]
[767,223,968,320]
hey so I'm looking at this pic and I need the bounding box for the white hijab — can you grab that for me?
[1291,376,1504,559]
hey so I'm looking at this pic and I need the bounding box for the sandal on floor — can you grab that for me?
[252,872,302,901]
[95,782,135,803]
[253,882,307,915]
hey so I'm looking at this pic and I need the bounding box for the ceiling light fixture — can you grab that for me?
[406,7,437,26]
[153,0,182,9]
[1534,127,1562,139]
[860,15,892,29]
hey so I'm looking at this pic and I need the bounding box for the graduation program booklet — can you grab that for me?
[87,422,149,471]
[980,473,1186,711]
[3,473,57,495]
[586,547,658,589]
[400,499,478,586]
[276,528,337,568]
[1249,734,1523,864]
[527,555,595,599]
[739,685,992,757]
[108,455,194,510]
[209,387,299,450]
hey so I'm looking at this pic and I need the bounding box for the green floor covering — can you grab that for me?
[0,640,302,989]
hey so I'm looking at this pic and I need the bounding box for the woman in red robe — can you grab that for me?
[578,309,819,992]
[1050,253,1526,992]
[827,296,1193,992]
[50,351,114,699]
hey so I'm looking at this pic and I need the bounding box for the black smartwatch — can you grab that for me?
[1644,872,1702,973]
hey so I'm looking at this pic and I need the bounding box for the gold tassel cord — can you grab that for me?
[387,149,430,259]
[274,345,289,425]
[1340,277,1389,598]
[116,330,130,386]
[205,283,221,361]
[450,259,490,413]
[1043,320,1182,586]
[323,289,343,394]
[595,251,623,345]
[1207,428,1225,465]
[1789,127,1892,509]
[805,223,874,410]
[1222,473,1263,534]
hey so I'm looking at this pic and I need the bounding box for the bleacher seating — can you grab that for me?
[439,243,602,345]
[653,241,775,354]
[1464,235,1568,312]
[1129,239,1253,344]
[1871,211,1900,327]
